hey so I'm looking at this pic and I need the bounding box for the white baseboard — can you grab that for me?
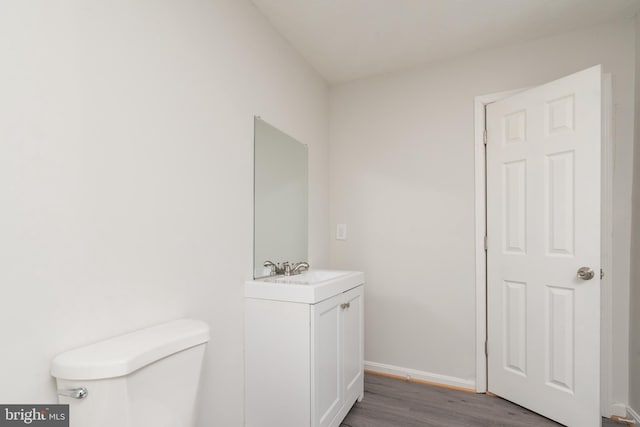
[627,405,640,423]
[610,403,629,417]
[364,360,476,391]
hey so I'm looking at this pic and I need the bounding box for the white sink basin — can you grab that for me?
[245,269,364,304]
[263,269,349,284]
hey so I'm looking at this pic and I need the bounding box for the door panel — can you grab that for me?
[546,152,575,255]
[487,65,601,427]
[503,160,527,254]
[547,285,575,392]
[504,280,527,376]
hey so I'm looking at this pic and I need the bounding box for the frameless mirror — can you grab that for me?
[253,117,308,278]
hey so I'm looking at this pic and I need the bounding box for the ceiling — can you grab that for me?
[251,0,640,84]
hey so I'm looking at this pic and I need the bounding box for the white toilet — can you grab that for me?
[51,318,209,427]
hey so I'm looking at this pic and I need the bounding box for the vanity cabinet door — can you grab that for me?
[342,286,364,405]
[311,293,343,427]
[311,285,364,427]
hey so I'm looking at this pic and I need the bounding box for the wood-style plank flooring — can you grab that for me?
[341,373,623,427]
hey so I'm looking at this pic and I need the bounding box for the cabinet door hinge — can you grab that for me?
[483,129,487,145]
[484,235,488,251]
[485,341,488,356]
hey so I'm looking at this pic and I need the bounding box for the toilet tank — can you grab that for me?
[51,319,210,427]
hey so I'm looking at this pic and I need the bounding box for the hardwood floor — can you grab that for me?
[341,373,623,427]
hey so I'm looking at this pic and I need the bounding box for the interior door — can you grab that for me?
[486,65,601,427]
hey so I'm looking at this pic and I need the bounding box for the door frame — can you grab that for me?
[473,75,614,415]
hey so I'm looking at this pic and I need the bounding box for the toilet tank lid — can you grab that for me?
[50,319,210,380]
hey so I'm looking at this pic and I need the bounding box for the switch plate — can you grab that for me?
[336,224,347,240]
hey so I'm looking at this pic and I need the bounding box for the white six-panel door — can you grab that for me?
[486,65,601,427]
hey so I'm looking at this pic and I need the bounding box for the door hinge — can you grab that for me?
[485,341,488,356]
[483,129,487,145]
[484,235,488,251]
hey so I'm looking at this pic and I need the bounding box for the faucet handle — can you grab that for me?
[291,262,309,274]
[263,260,278,275]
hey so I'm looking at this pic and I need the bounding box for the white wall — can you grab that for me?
[329,18,635,403]
[0,1,329,425]
[629,12,640,420]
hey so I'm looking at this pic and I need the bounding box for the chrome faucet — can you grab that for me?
[264,260,309,276]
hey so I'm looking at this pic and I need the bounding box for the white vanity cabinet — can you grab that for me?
[244,273,364,427]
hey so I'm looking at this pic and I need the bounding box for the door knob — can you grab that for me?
[577,267,594,280]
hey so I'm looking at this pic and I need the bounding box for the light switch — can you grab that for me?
[336,224,347,240]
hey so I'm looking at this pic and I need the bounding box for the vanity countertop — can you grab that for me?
[244,269,364,304]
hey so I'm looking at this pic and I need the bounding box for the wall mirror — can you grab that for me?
[253,117,308,278]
